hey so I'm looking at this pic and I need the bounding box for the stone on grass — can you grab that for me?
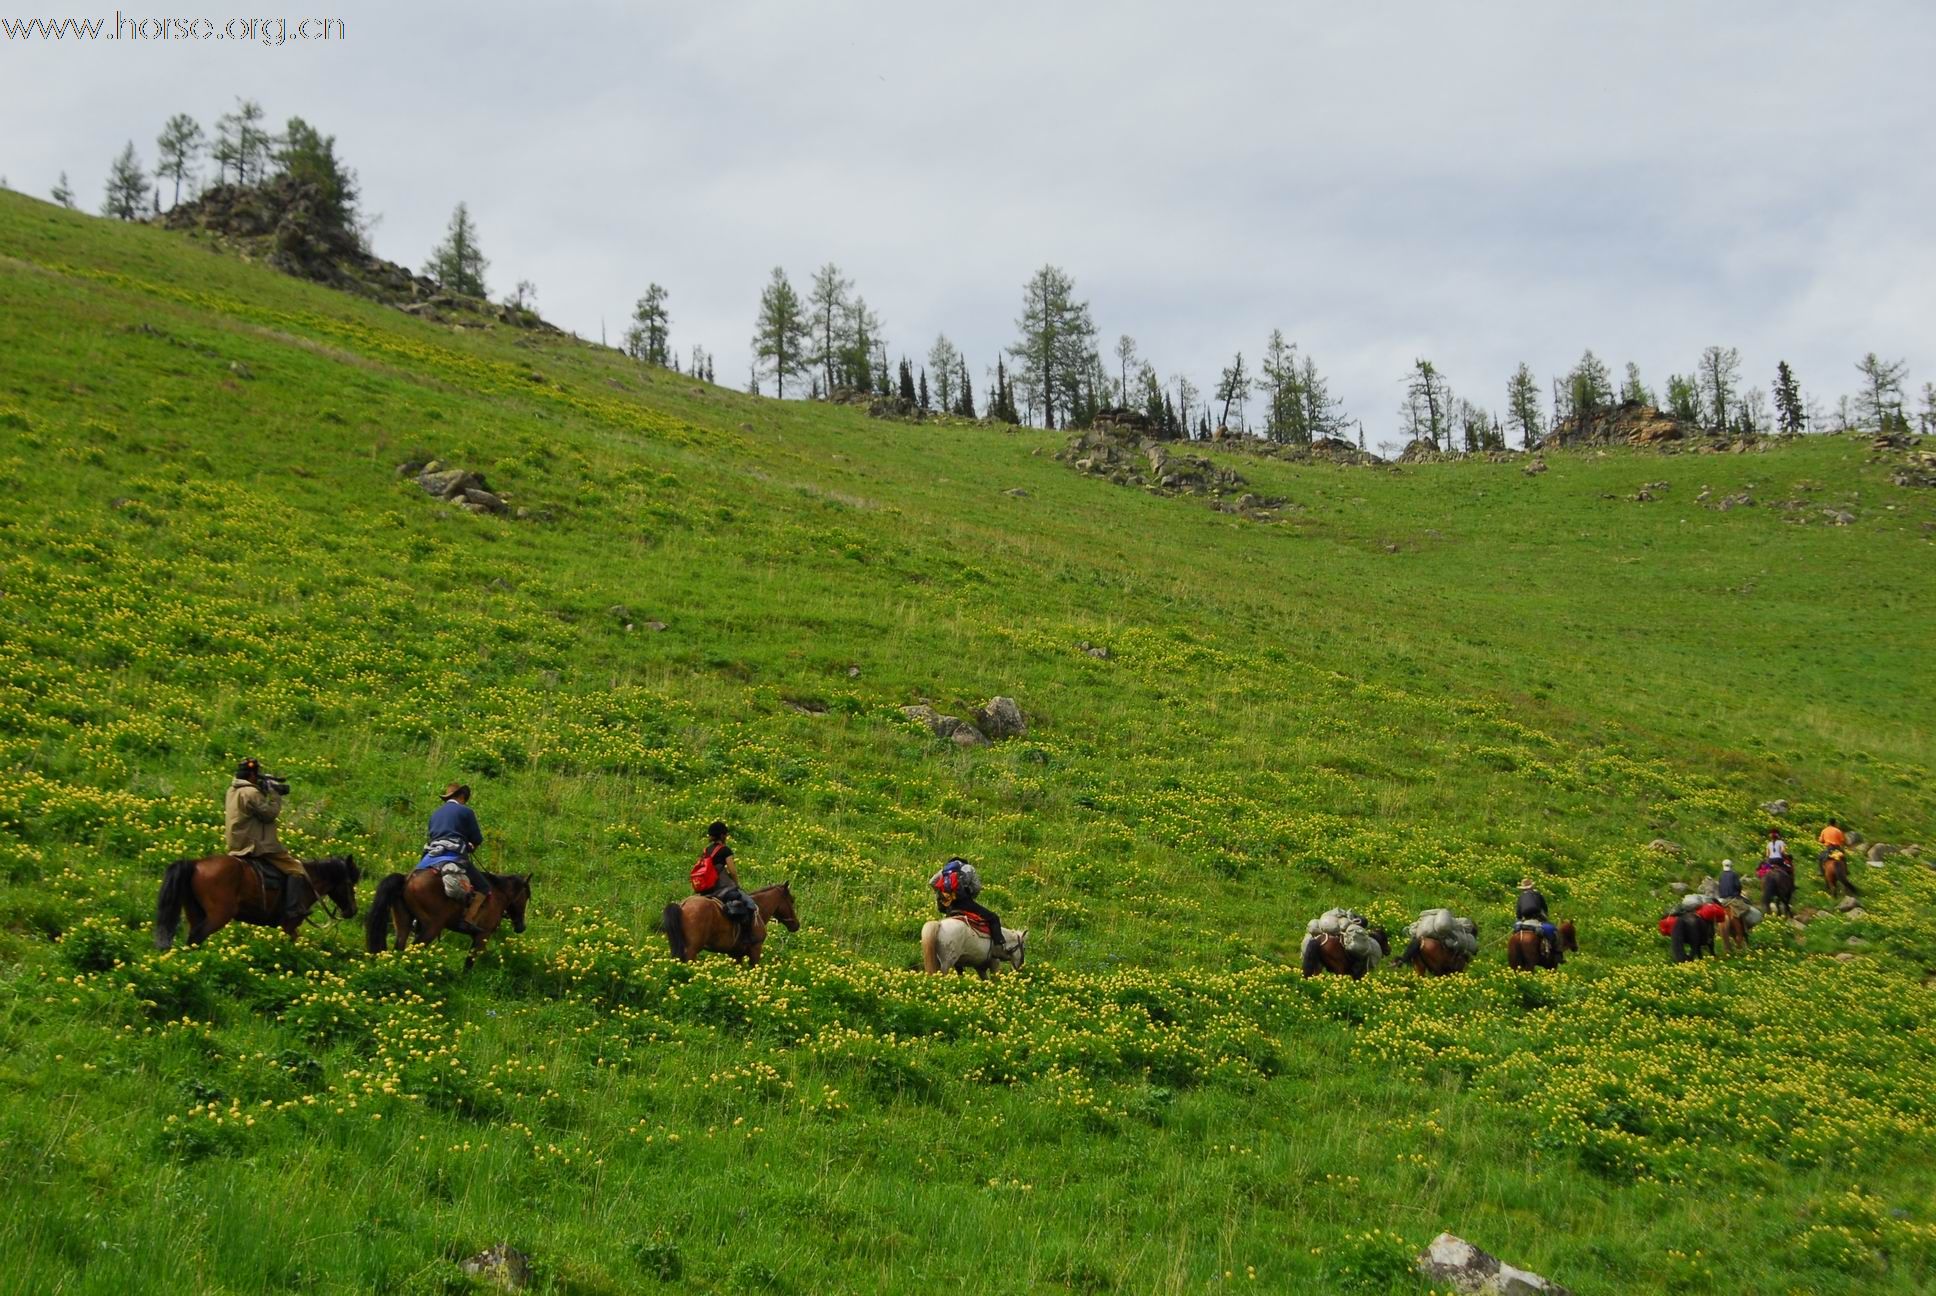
[460,1245,533,1292]
[1416,1232,1570,1296]
[974,696,1028,740]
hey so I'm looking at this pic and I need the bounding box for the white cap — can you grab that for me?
[1720,859,1735,869]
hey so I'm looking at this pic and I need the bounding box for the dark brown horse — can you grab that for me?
[1400,927,1478,977]
[1668,910,1716,962]
[1506,919,1578,971]
[663,883,798,965]
[1300,927,1390,979]
[1760,863,1796,918]
[1819,851,1859,901]
[155,854,360,949]
[365,869,532,969]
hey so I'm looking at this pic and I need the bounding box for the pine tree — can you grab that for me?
[1664,373,1701,424]
[424,202,489,297]
[1619,361,1654,407]
[990,356,1020,424]
[1402,359,1451,449]
[155,113,204,209]
[215,98,271,186]
[628,284,671,366]
[1173,374,1199,436]
[50,172,75,209]
[1215,352,1250,432]
[1506,363,1544,449]
[957,359,975,418]
[1854,352,1909,432]
[927,336,959,413]
[1297,357,1346,441]
[752,267,810,398]
[1254,330,1308,443]
[917,368,930,412]
[808,264,853,394]
[1114,335,1138,407]
[1773,361,1805,435]
[1006,265,1096,429]
[1566,350,1615,428]
[100,142,148,220]
[1918,383,1936,437]
[274,116,358,235]
[897,357,917,404]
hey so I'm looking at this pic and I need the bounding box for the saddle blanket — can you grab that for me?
[944,911,991,937]
[1512,921,1558,938]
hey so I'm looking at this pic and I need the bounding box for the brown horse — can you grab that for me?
[1506,920,1578,971]
[364,868,532,969]
[1718,906,1750,956]
[1820,851,1859,901]
[1400,931,1477,977]
[663,883,798,965]
[1300,927,1390,979]
[154,854,360,950]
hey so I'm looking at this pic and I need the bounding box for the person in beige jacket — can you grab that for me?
[225,759,309,906]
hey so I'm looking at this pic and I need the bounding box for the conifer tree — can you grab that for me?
[957,358,975,418]
[628,284,671,365]
[808,263,852,394]
[917,367,930,412]
[1402,359,1451,449]
[897,357,917,404]
[1216,351,1250,432]
[1697,346,1741,432]
[100,142,148,220]
[927,335,959,413]
[424,202,490,297]
[1506,363,1544,449]
[1255,330,1305,443]
[50,172,75,209]
[1665,373,1702,424]
[1007,265,1096,429]
[752,267,810,398]
[1619,361,1654,407]
[274,117,358,235]
[1854,352,1909,432]
[1773,361,1805,435]
[155,113,204,208]
[1114,334,1138,406]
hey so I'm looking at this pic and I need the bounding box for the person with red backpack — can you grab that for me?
[930,857,1005,950]
[692,820,754,950]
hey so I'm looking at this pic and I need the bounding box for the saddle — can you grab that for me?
[944,910,991,938]
[243,859,305,920]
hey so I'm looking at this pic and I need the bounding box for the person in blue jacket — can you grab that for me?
[423,782,490,904]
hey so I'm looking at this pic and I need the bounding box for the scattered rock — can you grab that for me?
[1667,882,1689,893]
[228,360,254,380]
[1715,492,1756,511]
[1416,1232,1571,1296]
[1078,641,1111,659]
[419,467,486,500]
[1867,843,1898,862]
[973,696,1028,740]
[1003,487,1030,498]
[1761,799,1789,817]
[783,699,828,716]
[461,487,508,514]
[1823,508,1856,526]
[1846,830,1865,846]
[1834,952,1857,963]
[1843,908,1867,922]
[1790,919,1809,934]
[1521,458,1548,476]
[1795,907,1821,924]
[460,1246,533,1292]
[1836,896,1860,913]
[847,665,861,678]
[1647,839,1682,855]
[950,725,989,748]
[607,605,631,623]
[643,620,667,633]
[1055,424,1281,515]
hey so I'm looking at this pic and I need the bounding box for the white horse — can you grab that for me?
[920,917,1027,978]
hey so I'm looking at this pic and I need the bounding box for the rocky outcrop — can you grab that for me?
[397,459,520,517]
[1057,425,1285,519]
[1416,1233,1570,1296]
[902,697,1029,748]
[1543,401,1692,450]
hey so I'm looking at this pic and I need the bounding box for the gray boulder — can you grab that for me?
[460,1246,533,1291]
[902,704,967,741]
[462,487,508,514]
[1836,895,1860,913]
[950,725,989,748]
[1761,799,1789,817]
[1416,1233,1570,1296]
[974,696,1028,740]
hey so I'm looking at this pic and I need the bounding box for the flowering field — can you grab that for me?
[2,189,1935,1294]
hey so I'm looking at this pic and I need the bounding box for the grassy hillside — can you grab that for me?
[2,188,1935,1295]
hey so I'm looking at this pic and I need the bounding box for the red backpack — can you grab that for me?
[691,843,726,892]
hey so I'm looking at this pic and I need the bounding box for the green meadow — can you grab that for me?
[2,188,1934,1294]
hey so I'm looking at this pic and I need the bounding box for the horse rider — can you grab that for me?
[1761,827,1791,877]
[931,857,1006,951]
[1817,818,1848,852]
[424,782,490,918]
[1515,877,1557,962]
[1716,859,1749,920]
[224,758,308,917]
[692,820,755,949]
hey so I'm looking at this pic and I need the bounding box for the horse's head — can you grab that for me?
[770,881,800,933]
[502,874,533,933]
[1369,926,1391,956]
[316,855,360,919]
[1560,920,1579,952]
[1004,928,1027,969]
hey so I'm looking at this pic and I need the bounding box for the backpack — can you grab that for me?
[931,859,980,903]
[691,843,727,893]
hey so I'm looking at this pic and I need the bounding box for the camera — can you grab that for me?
[260,774,292,796]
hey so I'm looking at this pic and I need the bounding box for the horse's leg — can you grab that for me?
[464,934,486,971]
[193,893,237,945]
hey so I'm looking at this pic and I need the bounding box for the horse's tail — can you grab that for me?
[1840,866,1858,897]
[1401,935,1421,969]
[921,922,940,973]
[365,873,407,953]
[1299,935,1323,978]
[154,859,201,950]
[663,903,687,962]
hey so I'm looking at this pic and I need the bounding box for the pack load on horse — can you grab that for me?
[417,782,492,922]
[1300,908,1388,979]
[366,868,532,968]
[920,912,1027,977]
[1660,903,1718,962]
[663,822,799,964]
[154,761,362,950]
[1401,908,1479,976]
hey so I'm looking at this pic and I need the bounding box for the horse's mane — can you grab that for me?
[307,854,359,883]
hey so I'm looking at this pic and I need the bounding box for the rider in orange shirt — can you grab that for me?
[1817,819,1848,850]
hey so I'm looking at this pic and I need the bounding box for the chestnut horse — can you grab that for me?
[1717,906,1750,956]
[155,854,360,949]
[1505,920,1577,971]
[1300,927,1390,979]
[1399,930,1478,977]
[663,883,798,965]
[364,869,532,969]
[1819,852,1859,901]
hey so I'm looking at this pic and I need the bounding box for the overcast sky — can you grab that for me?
[5,1,1932,442]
